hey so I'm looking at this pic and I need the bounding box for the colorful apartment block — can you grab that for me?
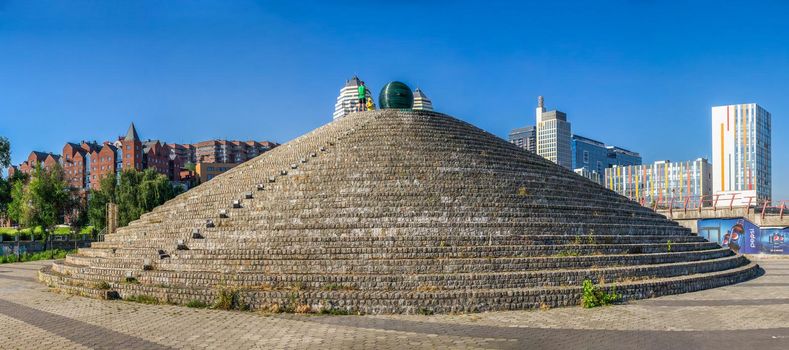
[711,103,771,203]
[605,158,712,206]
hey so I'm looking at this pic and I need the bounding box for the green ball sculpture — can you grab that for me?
[378,81,414,109]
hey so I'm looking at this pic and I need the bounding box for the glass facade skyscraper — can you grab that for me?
[571,135,641,185]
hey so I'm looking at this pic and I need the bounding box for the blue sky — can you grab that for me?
[0,0,787,198]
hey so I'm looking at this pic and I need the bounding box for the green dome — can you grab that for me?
[378,81,414,109]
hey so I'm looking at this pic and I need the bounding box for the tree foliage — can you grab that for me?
[0,136,11,218]
[7,179,26,225]
[0,136,10,169]
[23,164,71,233]
[88,175,116,231]
[89,169,183,230]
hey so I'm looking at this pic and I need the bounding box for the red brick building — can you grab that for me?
[142,140,171,178]
[7,122,277,191]
[194,140,277,163]
[8,151,61,178]
[89,142,119,190]
[62,141,100,190]
[119,123,143,172]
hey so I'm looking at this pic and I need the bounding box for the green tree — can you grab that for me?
[0,177,10,216]
[0,136,10,170]
[184,162,196,172]
[89,169,182,229]
[0,136,11,221]
[69,195,89,234]
[6,179,26,226]
[25,164,71,244]
[88,175,116,231]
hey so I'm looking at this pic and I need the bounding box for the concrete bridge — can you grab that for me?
[657,206,787,233]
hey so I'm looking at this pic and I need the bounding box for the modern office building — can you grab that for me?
[571,135,641,184]
[711,103,771,203]
[535,96,572,169]
[508,125,536,152]
[333,75,374,119]
[412,88,434,111]
[605,158,712,206]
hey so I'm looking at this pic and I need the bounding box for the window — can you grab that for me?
[582,151,589,163]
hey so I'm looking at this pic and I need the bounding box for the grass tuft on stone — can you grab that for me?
[125,295,159,305]
[581,279,621,308]
[186,300,209,308]
[213,287,247,310]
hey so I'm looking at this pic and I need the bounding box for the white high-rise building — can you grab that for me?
[535,96,572,169]
[711,103,772,203]
[333,76,374,120]
[413,88,433,111]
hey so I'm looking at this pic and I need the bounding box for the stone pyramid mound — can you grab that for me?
[40,110,759,314]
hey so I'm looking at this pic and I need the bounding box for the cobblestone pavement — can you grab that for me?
[0,259,787,350]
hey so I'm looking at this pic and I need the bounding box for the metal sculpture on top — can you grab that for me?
[378,81,414,110]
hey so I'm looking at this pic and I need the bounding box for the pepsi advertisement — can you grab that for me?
[698,218,788,255]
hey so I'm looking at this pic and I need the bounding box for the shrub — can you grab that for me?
[666,240,673,252]
[417,308,435,315]
[186,300,209,308]
[554,250,580,257]
[96,281,111,290]
[125,295,159,304]
[0,249,72,264]
[214,287,244,310]
[581,279,621,308]
[322,283,355,291]
[319,307,350,315]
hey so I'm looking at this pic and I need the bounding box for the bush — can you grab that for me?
[319,307,351,315]
[1,249,72,264]
[581,279,621,308]
[125,295,159,304]
[214,287,246,310]
[417,308,435,315]
[186,300,209,308]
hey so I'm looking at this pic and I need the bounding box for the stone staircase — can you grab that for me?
[39,109,760,314]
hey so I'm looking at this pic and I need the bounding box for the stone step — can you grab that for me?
[50,254,747,291]
[77,241,718,261]
[39,260,761,314]
[66,247,731,273]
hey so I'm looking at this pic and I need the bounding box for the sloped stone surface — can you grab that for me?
[40,110,758,314]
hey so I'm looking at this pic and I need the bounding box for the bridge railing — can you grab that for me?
[630,193,785,218]
[760,200,787,220]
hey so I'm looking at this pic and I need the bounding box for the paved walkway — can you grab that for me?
[0,259,787,349]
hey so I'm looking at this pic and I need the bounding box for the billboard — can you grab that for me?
[698,218,788,255]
